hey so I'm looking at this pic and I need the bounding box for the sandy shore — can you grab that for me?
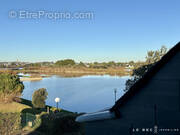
[20,77,42,81]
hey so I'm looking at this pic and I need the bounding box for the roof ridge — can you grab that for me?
[111,42,180,112]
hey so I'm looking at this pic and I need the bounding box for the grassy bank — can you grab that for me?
[19,66,132,77]
[0,102,30,113]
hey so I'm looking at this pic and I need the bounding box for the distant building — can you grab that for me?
[76,42,180,135]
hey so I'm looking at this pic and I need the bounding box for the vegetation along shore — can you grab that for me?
[0,73,84,135]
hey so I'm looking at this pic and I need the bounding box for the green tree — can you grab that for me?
[124,46,168,92]
[146,45,167,64]
[0,73,24,102]
[78,62,86,67]
[129,61,134,66]
[32,88,48,108]
[107,61,116,67]
[55,59,76,66]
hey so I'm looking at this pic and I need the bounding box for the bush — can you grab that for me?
[55,59,76,67]
[33,112,84,135]
[50,107,61,112]
[0,113,21,134]
[32,88,48,109]
[0,73,24,102]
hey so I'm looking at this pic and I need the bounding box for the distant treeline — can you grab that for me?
[0,46,168,70]
[20,59,145,69]
[0,59,146,70]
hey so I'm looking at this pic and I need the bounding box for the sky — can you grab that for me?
[0,0,180,62]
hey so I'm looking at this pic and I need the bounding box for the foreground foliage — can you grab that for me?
[0,98,84,135]
[29,112,84,135]
[0,112,21,135]
[0,73,24,102]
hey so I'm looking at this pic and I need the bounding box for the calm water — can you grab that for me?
[21,75,130,113]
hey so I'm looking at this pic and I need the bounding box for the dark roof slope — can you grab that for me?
[111,42,180,112]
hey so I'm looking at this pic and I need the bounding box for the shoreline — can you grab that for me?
[20,77,42,81]
[0,67,132,78]
[18,67,132,77]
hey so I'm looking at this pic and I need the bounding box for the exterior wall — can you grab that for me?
[84,51,180,135]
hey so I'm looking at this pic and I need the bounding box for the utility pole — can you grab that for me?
[114,88,117,103]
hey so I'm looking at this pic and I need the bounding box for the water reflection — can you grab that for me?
[22,75,130,113]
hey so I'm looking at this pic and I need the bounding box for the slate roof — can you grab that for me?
[110,42,180,112]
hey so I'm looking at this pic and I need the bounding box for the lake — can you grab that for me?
[21,75,130,113]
